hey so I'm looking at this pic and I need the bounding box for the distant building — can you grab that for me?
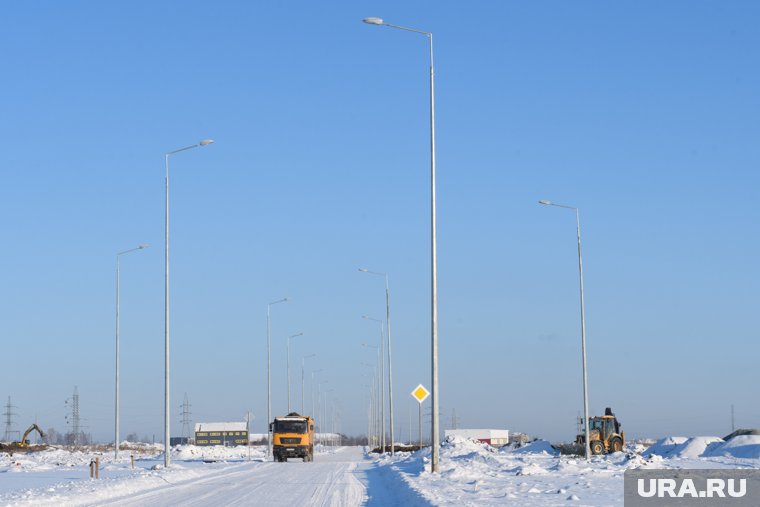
[444,429,509,447]
[194,422,248,446]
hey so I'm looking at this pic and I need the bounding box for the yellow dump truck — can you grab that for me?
[270,412,315,462]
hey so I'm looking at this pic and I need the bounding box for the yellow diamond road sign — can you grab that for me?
[411,384,430,404]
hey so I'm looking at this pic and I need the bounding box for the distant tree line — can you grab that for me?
[43,428,91,445]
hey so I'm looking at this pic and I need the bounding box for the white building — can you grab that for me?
[444,429,509,447]
[194,422,248,446]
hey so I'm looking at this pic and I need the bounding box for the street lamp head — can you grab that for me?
[363,17,384,25]
[358,268,369,272]
[538,200,552,205]
[199,139,214,146]
[290,332,304,338]
[138,244,150,249]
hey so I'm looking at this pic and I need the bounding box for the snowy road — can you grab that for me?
[89,447,430,507]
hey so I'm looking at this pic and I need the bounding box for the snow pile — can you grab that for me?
[642,436,688,457]
[672,437,724,458]
[1,447,114,473]
[388,437,619,506]
[172,444,266,461]
[509,440,559,456]
[702,435,760,459]
[644,436,722,458]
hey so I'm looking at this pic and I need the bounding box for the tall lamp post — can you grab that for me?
[115,244,148,459]
[301,354,316,414]
[361,363,379,449]
[311,368,323,417]
[317,379,329,439]
[362,16,439,471]
[286,332,304,413]
[164,139,213,467]
[362,330,384,452]
[323,388,334,445]
[267,297,288,458]
[359,268,395,455]
[538,199,591,460]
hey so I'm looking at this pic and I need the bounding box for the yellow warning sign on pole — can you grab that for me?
[411,384,430,404]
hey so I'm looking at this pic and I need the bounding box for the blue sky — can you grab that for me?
[1,1,758,443]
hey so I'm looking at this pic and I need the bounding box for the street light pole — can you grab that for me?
[115,244,148,460]
[363,317,385,452]
[359,268,395,455]
[285,332,304,413]
[164,139,213,467]
[324,389,334,446]
[311,369,323,418]
[318,380,329,439]
[267,297,288,458]
[539,199,591,460]
[362,17,439,471]
[301,354,316,414]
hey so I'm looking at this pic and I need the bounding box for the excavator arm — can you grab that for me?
[19,424,45,446]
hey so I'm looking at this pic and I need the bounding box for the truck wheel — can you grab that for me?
[590,440,605,455]
[610,437,623,453]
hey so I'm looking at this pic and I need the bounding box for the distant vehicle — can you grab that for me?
[0,423,46,452]
[270,412,315,462]
[576,407,625,454]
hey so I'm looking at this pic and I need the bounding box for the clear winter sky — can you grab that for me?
[1,1,758,443]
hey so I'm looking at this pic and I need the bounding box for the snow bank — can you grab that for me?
[172,444,266,461]
[673,437,724,458]
[642,436,688,457]
[702,435,760,459]
[509,440,559,456]
[644,437,723,458]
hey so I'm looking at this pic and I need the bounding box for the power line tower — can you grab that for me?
[450,408,460,430]
[3,396,19,442]
[65,386,81,445]
[180,393,192,440]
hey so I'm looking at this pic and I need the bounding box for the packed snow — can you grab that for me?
[1,434,759,506]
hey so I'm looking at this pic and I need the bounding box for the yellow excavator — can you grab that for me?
[0,424,46,452]
[16,424,45,447]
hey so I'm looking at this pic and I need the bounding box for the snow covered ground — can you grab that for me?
[373,435,760,506]
[1,436,758,506]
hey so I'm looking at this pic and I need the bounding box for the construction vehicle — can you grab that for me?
[16,424,45,447]
[270,412,315,462]
[576,407,625,454]
[0,424,46,453]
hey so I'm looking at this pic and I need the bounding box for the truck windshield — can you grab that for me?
[275,420,307,434]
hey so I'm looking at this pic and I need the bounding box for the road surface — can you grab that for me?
[95,447,430,506]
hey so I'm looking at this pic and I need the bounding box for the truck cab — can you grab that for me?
[270,412,315,462]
